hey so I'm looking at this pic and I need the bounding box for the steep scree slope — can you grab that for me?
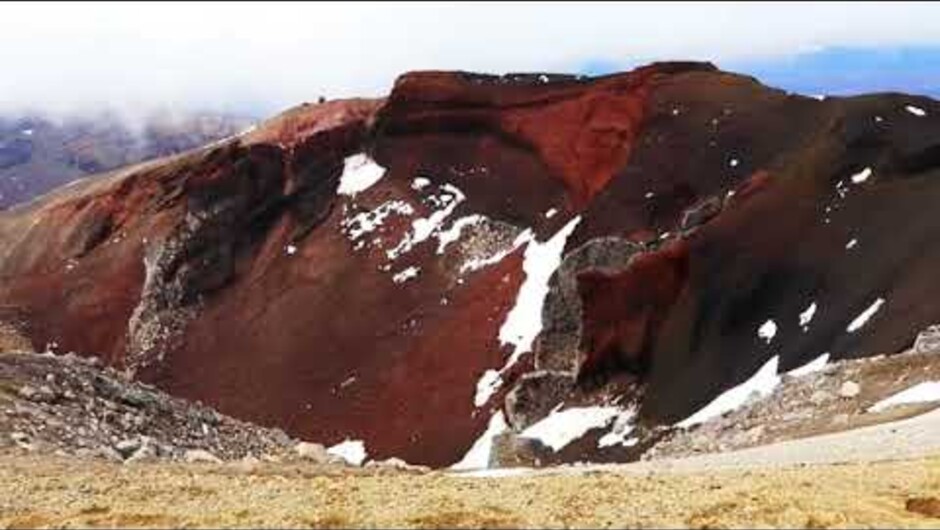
[1,62,939,467]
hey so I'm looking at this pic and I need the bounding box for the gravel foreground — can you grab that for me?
[1,452,939,529]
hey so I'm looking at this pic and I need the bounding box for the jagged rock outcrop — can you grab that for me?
[914,325,940,354]
[1,62,939,467]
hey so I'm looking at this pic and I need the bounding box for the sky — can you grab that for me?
[1,1,939,119]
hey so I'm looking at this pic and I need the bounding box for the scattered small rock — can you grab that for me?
[0,352,306,464]
[115,438,141,459]
[830,413,850,426]
[96,446,124,462]
[489,432,554,468]
[839,381,861,398]
[906,496,940,518]
[365,457,430,473]
[10,432,29,443]
[183,449,223,464]
[809,390,832,405]
[232,455,262,472]
[914,325,940,355]
[124,437,159,464]
[294,442,332,463]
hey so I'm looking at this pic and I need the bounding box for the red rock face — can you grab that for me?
[2,62,940,466]
[576,238,690,380]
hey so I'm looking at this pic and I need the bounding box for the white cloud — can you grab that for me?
[0,2,938,116]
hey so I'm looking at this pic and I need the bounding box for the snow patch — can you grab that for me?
[850,167,872,184]
[411,177,431,191]
[847,297,885,333]
[799,302,817,331]
[597,409,638,449]
[392,266,420,284]
[786,353,830,378]
[387,184,466,260]
[544,208,558,219]
[460,229,532,274]
[729,158,739,168]
[676,355,781,429]
[473,369,502,407]
[868,381,940,413]
[450,411,508,470]
[645,192,655,199]
[337,153,387,196]
[498,216,581,367]
[340,200,414,241]
[758,319,777,344]
[436,214,486,254]
[846,238,858,250]
[906,105,927,117]
[327,439,368,466]
[285,244,297,256]
[520,406,621,452]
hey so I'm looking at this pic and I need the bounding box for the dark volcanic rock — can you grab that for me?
[489,431,553,468]
[504,370,577,431]
[1,62,939,467]
[536,236,644,374]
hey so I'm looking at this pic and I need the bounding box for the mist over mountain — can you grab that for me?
[0,109,257,209]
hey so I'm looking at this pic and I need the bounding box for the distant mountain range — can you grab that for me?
[581,46,940,99]
[0,110,256,209]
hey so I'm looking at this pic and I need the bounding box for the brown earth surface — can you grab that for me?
[1,452,939,529]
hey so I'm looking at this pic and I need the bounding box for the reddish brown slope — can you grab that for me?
[0,64,673,465]
[2,63,939,467]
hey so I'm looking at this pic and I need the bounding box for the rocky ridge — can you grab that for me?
[1,62,939,467]
[0,348,427,472]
